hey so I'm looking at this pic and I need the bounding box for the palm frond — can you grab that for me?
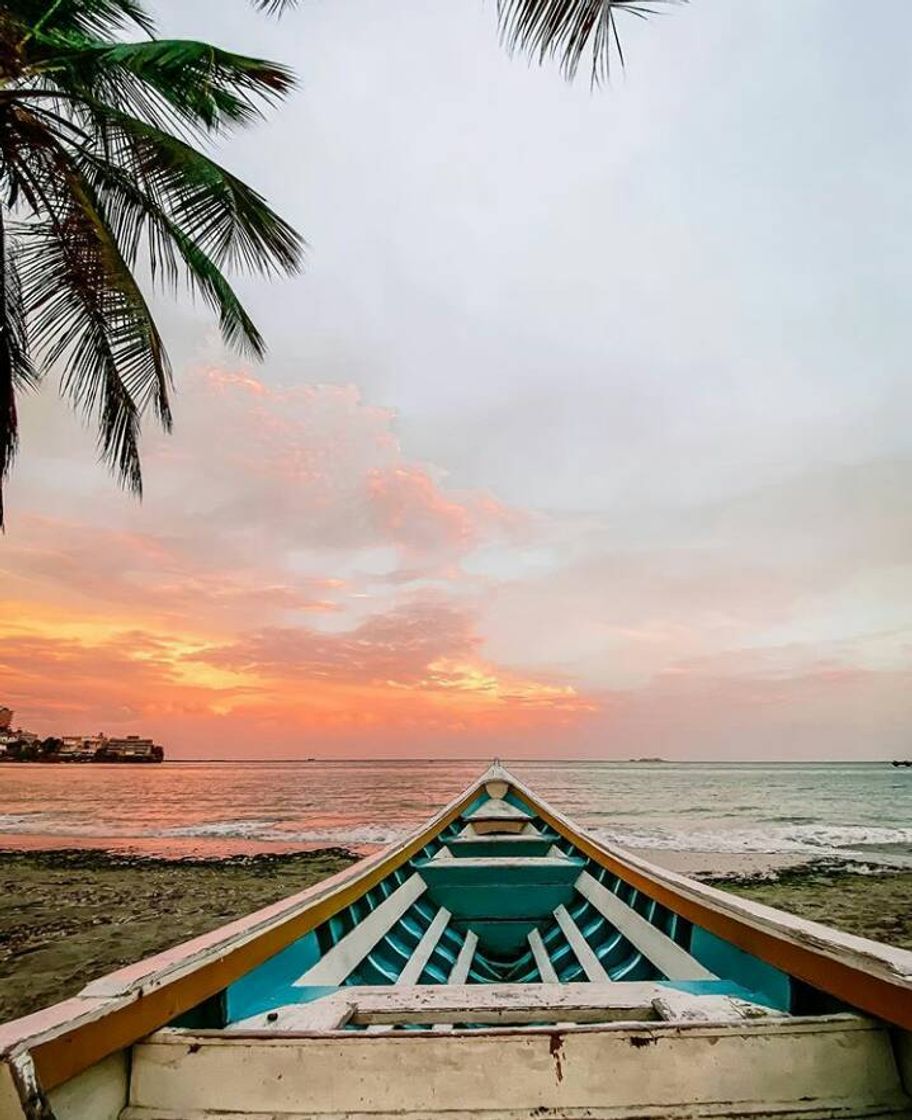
[497,0,679,83]
[5,0,156,39]
[248,0,299,14]
[67,138,267,356]
[78,101,304,275]
[0,216,37,529]
[31,38,295,135]
[8,105,172,495]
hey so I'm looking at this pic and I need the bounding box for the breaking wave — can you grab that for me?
[596,823,912,857]
[158,820,411,846]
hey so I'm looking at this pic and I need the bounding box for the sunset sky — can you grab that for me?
[2,0,910,759]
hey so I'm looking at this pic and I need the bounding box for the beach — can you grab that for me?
[2,761,909,1022]
[0,848,356,1022]
[2,847,910,1023]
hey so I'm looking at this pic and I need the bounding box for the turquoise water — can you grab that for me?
[0,760,909,868]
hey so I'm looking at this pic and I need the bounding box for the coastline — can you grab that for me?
[2,846,911,1024]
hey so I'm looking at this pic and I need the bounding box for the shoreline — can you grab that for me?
[2,846,911,1025]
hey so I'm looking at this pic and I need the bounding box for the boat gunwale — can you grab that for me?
[503,769,912,1029]
[2,762,911,1097]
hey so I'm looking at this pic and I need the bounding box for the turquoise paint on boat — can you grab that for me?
[210,770,820,1027]
[689,926,792,1011]
[225,931,328,1021]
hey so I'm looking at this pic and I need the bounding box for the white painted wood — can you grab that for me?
[652,989,776,1023]
[425,855,577,872]
[468,799,530,822]
[575,871,716,981]
[293,874,426,986]
[554,905,611,982]
[527,929,558,983]
[47,1052,127,1120]
[229,999,354,1033]
[221,982,668,1029]
[128,1017,908,1119]
[448,931,478,985]
[397,908,451,986]
[483,779,509,799]
[433,931,479,1032]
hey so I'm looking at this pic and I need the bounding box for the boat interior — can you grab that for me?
[217,772,794,1031]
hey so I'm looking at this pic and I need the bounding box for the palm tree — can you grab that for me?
[0,0,670,528]
[0,0,304,527]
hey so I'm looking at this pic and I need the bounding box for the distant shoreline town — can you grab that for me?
[0,707,164,763]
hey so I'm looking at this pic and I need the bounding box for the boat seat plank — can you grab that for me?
[293,874,426,986]
[652,989,777,1023]
[554,904,611,982]
[576,871,716,982]
[527,928,558,983]
[228,999,354,1033]
[466,798,531,822]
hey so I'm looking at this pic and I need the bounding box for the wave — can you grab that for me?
[158,820,410,846]
[1,811,909,859]
[596,823,912,856]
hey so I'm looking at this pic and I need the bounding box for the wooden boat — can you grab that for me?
[2,762,911,1120]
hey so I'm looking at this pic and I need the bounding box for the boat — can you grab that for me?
[2,761,911,1119]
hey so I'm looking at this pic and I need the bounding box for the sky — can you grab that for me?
[2,0,910,759]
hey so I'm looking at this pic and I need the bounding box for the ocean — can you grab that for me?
[1,760,910,874]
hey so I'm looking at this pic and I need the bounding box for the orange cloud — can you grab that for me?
[0,597,597,755]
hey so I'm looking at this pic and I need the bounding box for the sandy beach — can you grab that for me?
[0,848,356,1022]
[2,847,911,1024]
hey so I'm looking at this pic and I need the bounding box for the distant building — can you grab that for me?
[0,707,13,731]
[95,735,164,763]
[58,735,106,761]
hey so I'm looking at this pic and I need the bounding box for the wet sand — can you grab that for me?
[1,848,910,1024]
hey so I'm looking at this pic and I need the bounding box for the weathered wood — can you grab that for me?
[433,931,479,1032]
[229,1000,354,1034]
[294,874,426,986]
[527,929,558,983]
[448,931,478,986]
[651,989,775,1023]
[554,905,611,982]
[575,871,716,981]
[220,983,672,1029]
[128,1017,907,1119]
[468,799,530,822]
[46,1052,128,1120]
[397,908,451,986]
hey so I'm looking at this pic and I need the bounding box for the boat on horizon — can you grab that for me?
[2,762,911,1119]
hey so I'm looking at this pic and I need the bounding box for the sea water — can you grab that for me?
[0,759,909,872]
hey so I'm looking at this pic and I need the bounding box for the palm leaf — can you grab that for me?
[5,0,156,39]
[31,38,295,136]
[7,105,171,496]
[0,217,37,529]
[497,0,678,83]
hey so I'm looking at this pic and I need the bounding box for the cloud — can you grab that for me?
[0,595,597,755]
